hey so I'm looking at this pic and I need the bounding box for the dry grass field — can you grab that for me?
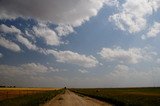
[0,88,64,106]
[71,87,160,106]
[0,88,60,101]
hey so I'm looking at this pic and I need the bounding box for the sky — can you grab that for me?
[0,0,160,88]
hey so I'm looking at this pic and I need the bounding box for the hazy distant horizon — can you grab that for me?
[0,0,160,88]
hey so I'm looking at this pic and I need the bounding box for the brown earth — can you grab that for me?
[43,90,112,106]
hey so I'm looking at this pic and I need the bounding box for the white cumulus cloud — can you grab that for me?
[99,47,154,64]
[104,0,119,7]
[16,34,38,50]
[0,24,21,34]
[146,22,160,38]
[0,24,38,51]
[55,24,74,37]
[16,35,38,50]
[46,50,99,68]
[20,63,49,73]
[109,0,160,33]
[150,0,160,11]
[78,69,88,73]
[33,25,61,46]
[0,37,21,52]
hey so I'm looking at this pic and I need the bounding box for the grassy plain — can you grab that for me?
[0,88,63,106]
[71,87,160,106]
[0,87,60,101]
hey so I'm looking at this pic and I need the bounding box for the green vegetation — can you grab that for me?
[70,87,160,106]
[0,89,64,106]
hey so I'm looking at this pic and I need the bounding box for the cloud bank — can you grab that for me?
[0,63,65,87]
[0,0,107,26]
[99,47,155,64]
[105,64,155,87]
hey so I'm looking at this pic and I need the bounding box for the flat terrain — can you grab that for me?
[1,87,159,105]
[0,88,60,101]
[71,87,160,106]
[44,90,112,106]
[0,88,63,106]
[0,87,60,91]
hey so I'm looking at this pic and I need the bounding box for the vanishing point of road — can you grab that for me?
[43,90,112,106]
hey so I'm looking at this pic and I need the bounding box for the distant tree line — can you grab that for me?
[0,85,16,88]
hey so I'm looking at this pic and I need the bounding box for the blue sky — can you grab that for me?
[0,0,160,87]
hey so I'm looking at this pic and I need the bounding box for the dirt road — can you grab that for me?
[43,90,112,106]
